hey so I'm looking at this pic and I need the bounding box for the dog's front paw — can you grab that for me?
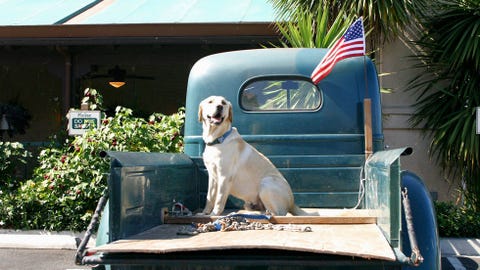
[196,212,208,216]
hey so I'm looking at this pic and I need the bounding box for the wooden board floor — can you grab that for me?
[90,222,396,261]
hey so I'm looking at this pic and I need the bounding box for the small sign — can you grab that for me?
[67,110,101,136]
[477,107,480,135]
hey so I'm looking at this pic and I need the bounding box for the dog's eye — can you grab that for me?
[221,100,227,105]
[208,100,213,104]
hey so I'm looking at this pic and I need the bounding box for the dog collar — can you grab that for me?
[207,127,233,146]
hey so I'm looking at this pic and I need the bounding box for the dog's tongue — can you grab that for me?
[211,113,223,124]
[211,116,222,124]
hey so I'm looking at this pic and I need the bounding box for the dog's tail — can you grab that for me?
[291,205,319,216]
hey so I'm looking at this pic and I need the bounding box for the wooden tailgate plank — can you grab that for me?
[165,209,377,224]
[165,215,376,224]
[90,223,395,261]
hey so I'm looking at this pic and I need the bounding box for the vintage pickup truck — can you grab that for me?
[78,48,440,269]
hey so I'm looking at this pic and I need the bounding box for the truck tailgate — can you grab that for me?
[87,210,396,261]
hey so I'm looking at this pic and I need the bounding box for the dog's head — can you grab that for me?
[198,96,233,126]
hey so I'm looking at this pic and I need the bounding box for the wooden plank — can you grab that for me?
[164,209,377,225]
[89,223,396,261]
[165,215,376,224]
[364,98,373,160]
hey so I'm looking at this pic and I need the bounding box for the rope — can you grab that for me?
[352,165,366,209]
[177,213,312,235]
[352,152,376,209]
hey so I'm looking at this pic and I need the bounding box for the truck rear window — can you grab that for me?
[240,78,322,111]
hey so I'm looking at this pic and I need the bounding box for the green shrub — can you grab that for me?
[0,142,31,190]
[0,89,184,231]
[435,201,480,237]
[0,142,31,227]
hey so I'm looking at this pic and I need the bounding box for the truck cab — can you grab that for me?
[80,48,440,269]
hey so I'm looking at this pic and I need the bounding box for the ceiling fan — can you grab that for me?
[81,65,155,88]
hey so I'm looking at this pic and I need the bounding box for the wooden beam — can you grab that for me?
[164,215,376,225]
[364,98,373,160]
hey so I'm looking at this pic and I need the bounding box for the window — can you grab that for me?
[241,78,322,111]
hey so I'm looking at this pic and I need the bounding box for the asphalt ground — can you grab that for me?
[441,238,480,270]
[0,248,89,270]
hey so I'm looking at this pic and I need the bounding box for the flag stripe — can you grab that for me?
[311,18,365,84]
[311,51,365,83]
[317,42,365,69]
[312,40,365,81]
[312,48,365,83]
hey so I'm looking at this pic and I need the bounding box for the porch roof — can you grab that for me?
[0,0,279,45]
[0,0,276,25]
[0,0,97,25]
[64,0,276,24]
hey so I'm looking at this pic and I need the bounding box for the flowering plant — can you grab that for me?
[1,89,184,231]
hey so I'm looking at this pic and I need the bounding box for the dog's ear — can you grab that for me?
[227,102,233,123]
[198,103,203,122]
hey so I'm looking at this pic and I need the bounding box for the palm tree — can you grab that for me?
[272,7,353,48]
[268,0,428,47]
[267,0,428,95]
[408,0,480,209]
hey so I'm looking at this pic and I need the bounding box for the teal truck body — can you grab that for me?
[80,48,440,269]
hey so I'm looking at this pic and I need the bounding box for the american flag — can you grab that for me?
[311,17,365,84]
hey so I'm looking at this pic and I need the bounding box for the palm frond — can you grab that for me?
[271,7,352,48]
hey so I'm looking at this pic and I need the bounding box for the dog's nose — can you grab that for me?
[216,105,223,111]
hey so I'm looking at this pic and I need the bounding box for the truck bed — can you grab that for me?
[88,209,396,261]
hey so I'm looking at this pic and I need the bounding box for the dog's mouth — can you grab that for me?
[207,112,224,125]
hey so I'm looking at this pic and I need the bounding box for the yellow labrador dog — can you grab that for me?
[198,96,307,216]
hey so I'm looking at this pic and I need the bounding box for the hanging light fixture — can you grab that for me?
[108,65,126,88]
[109,81,125,88]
